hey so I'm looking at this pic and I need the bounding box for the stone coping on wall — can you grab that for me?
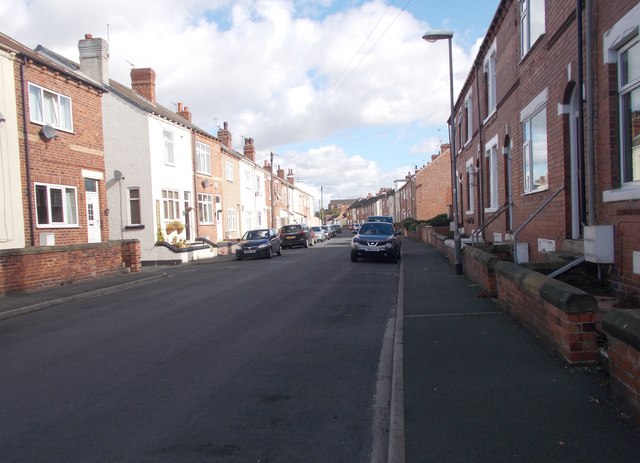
[495,260,598,314]
[0,240,135,257]
[462,245,501,270]
[603,309,640,352]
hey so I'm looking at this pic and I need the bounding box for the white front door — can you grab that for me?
[215,195,223,241]
[85,179,101,243]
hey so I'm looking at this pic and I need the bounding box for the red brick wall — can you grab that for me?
[462,246,498,296]
[16,59,107,247]
[594,0,640,302]
[0,240,140,295]
[415,149,451,221]
[496,261,599,364]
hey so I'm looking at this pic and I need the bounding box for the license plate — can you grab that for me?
[245,249,256,254]
[365,246,379,252]
[286,236,295,239]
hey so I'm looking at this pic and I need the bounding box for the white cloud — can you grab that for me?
[1,0,482,199]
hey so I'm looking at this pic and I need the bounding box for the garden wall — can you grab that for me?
[0,240,141,295]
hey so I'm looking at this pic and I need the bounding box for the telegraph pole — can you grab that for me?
[270,151,275,228]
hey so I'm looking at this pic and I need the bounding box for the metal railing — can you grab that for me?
[470,201,512,246]
[513,185,565,264]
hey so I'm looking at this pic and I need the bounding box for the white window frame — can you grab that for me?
[227,208,236,231]
[520,0,545,58]
[465,158,475,214]
[34,182,79,227]
[520,89,549,194]
[619,38,640,185]
[464,90,473,144]
[195,141,211,175]
[198,193,214,224]
[483,41,497,120]
[602,9,640,202]
[162,189,180,220]
[484,137,499,211]
[225,161,234,182]
[163,130,175,165]
[128,187,141,225]
[522,109,549,194]
[28,83,73,132]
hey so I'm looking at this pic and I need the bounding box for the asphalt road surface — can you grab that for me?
[0,233,399,462]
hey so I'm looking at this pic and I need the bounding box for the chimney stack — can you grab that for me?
[287,169,294,185]
[130,67,156,104]
[78,34,109,85]
[176,102,192,122]
[217,122,232,148]
[243,137,255,162]
[277,165,285,180]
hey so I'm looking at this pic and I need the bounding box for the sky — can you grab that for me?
[1,0,498,208]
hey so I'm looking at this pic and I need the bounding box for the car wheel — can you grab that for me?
[267,247,273,259]
[277,246,282,256]
[303,239,309,248]
[236,257,243,261]
[351,253,358,262]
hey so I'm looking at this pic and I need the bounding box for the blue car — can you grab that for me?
[236,229,282,260]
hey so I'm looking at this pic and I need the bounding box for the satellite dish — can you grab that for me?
[114,170,124,181]
[41,124,57,140]
[202,179,211,188]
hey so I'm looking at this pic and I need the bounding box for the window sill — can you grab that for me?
[484,207,498,214]
[466,211,475,215]
[603,185,640,203]
[124,225,145,230]
[522,185,549,196]
[482,109,497,125]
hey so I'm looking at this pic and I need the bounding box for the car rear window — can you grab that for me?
[282,225,302,233]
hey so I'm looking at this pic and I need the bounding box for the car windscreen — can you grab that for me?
[358,223,394,236]
[243,230,268,240]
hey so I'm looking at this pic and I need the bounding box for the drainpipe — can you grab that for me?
[190,129,198,240]
[577,0,587,227]
[474,62,485,240]
[585,0,596,225]
[19,57,35,246]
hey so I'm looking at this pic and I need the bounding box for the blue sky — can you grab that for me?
[2,0,498,204]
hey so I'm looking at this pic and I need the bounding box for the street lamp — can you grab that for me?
[422,29,463,275]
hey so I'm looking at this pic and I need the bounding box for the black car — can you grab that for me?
[236,228,282,260]
[350,221,401,263]
[280,224,312,249]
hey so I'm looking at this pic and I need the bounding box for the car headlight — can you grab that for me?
[258,243,269,249]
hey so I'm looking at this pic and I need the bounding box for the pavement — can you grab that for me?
[2,239,640,462]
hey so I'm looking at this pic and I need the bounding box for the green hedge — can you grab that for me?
[402,213,450,231]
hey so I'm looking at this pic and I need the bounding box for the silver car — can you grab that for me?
[311,226,326,242]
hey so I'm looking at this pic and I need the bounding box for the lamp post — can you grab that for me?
[422,29,463,275]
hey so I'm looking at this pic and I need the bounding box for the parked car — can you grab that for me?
[280,224,312,249]
[311,226,326,242]
[350,221,401,263]
[236,228,282,260]
[321,225,334,238]
[331,224,342,234]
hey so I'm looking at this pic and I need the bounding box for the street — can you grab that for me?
[0,233,398,462]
